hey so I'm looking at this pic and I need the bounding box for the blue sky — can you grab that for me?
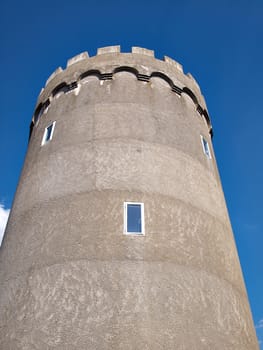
[0,0,262,346]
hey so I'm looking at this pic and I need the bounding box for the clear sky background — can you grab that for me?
[0,0,262,346]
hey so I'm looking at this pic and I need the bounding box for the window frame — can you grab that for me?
[200,135,211,159]
[123,202,145,236]
[41,121,56,146]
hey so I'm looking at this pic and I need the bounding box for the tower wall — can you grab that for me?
[0,46,259,349]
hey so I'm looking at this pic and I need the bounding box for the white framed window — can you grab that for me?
[200,135,211,159]
[41,121,56,146]
[124,202,145,235]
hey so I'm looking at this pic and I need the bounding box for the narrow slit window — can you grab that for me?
[124,202,144,235]
[201,135,211,158]
[42,121,56,145]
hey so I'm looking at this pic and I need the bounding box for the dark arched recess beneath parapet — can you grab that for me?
[203,110,213,137]
[182,87,212,137]
[113,66,139,77]
[34,103,44,123]
[33,99,50,124]
[28,121,34,141]
[182,87,198,106]
[150,72,174,89]
[79,70,101,80]
[52,82,68,97]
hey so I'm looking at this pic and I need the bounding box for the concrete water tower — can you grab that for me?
[0,46,259,349]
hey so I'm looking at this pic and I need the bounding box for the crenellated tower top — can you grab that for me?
[32,46,212,136]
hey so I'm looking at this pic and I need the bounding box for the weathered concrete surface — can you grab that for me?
[0,47,259,349]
